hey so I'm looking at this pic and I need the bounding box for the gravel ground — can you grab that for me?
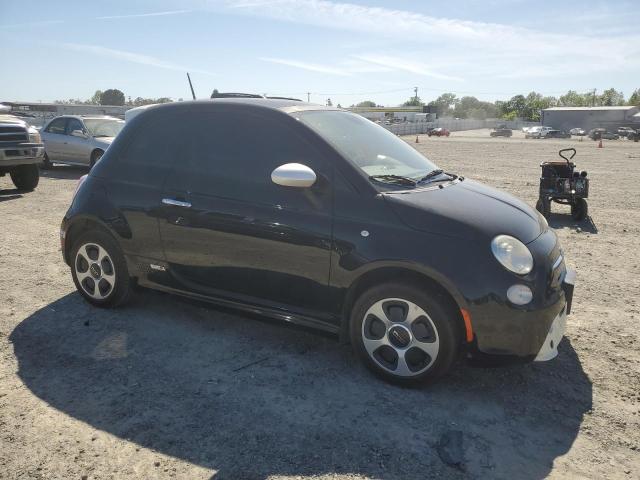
[1,130,639,479]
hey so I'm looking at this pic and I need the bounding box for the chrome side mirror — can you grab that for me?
[70,129,87,138]
[271,163,317,188]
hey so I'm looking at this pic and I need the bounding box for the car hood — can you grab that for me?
[384,179,545,244]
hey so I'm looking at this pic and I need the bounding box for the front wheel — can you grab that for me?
[10,164,39,191]
[70,230,133,307]
[571,198,588,221]
[536,197,551,219]
[350,283,461,385]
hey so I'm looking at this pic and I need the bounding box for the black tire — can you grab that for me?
[42,153,53,170]
[89,149,104,169]
[70,229,133,308]
[536,197,551,219]
[10,164,39,191]
[571,198,588,221]
[350,283,461,385]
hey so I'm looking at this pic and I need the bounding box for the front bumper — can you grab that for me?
[0,142,44,166]
[534,268,575,361]
[467,229,575,361]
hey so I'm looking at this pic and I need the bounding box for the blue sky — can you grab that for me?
[1,0,638,106]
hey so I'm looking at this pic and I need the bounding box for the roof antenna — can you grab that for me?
[187,72,196,100]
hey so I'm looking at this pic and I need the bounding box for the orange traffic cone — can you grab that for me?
[415,135,419,143]
[598,139,603,148]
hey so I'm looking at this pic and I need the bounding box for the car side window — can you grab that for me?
[66,119,84,135]
[46,118,67,134]
[109,115,188,186]
[167,111,331,211]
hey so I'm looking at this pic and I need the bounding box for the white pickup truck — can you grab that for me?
[0,114,44,191]
[525,126,553,139]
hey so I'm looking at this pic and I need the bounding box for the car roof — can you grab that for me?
[50,115,120,120]
[138,98,338,117]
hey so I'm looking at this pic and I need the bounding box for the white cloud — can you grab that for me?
[259,57,351,76]
[95,10,192,20]
[61,43,216,76]
[220,0,640,80]
[353,54,463,81]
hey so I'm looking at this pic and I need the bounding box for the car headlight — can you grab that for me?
[28,128,41,144]
[491,235,533,275]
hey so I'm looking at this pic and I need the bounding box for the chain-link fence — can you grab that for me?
[381,118,539,135]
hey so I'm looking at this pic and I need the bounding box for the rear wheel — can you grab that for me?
[10,164,39,191]
[536,197,551,219]
[571,198,588,221]
[70,230,133,307]
[350,283,460,385]
[42,153,53,169]
[89,149,104,169]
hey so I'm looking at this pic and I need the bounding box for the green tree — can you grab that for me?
[629,89,640,107]
[89,90,103,105]
[599,88,625,106]
[499,94,527,119]
[558,90,592,107]
[326,98,333,106]
[100,89,125,106]
[452,96,497,119]
[356,100,377,107]
[428,93,458,117]
[402,96,424,107]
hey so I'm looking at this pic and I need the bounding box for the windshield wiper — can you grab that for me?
[416,169,444,184]
[417,169,459,185]
[369,174,417,187]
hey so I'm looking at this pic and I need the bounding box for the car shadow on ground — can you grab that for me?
[10,290,592,480]
[549,212,598,234]
[0,187,23,201]
[40,165,88,180]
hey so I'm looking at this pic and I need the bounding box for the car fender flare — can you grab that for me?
[338,260,470,343]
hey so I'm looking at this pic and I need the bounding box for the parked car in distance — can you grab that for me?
[61,99,575,385]
[525,126,553,138]
[427,127,450,137]
[41,115,124,169]
[588,128,619,140]
[618,126,636,138]
[569,128,586,136]
[0,114,44,191]
[490,126,512,137]
[544,129,571,139]
[628,129,640,142]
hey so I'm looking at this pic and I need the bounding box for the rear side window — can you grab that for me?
[108,115,189,186]
[46,118,67,134]
[166,111,330,209]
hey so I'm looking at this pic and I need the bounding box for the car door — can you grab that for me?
[63,118,91,164]
[42,118,68,161]
[157,108,334,320]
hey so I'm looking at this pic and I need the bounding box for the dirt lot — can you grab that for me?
[1,130,639,479]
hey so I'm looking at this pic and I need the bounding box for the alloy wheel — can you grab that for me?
[75,243,116,300]
[361,298,440,377]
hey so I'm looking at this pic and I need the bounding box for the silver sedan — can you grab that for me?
[40,115,124,169]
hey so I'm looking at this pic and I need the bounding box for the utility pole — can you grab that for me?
[307,92,311,103]
[414,86,419,102]
[592,89,596,107]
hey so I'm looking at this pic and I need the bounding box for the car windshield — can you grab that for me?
[295,110,440,188]
[83,118,124,137]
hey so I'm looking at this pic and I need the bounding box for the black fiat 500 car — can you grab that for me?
[61,99,575,384]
